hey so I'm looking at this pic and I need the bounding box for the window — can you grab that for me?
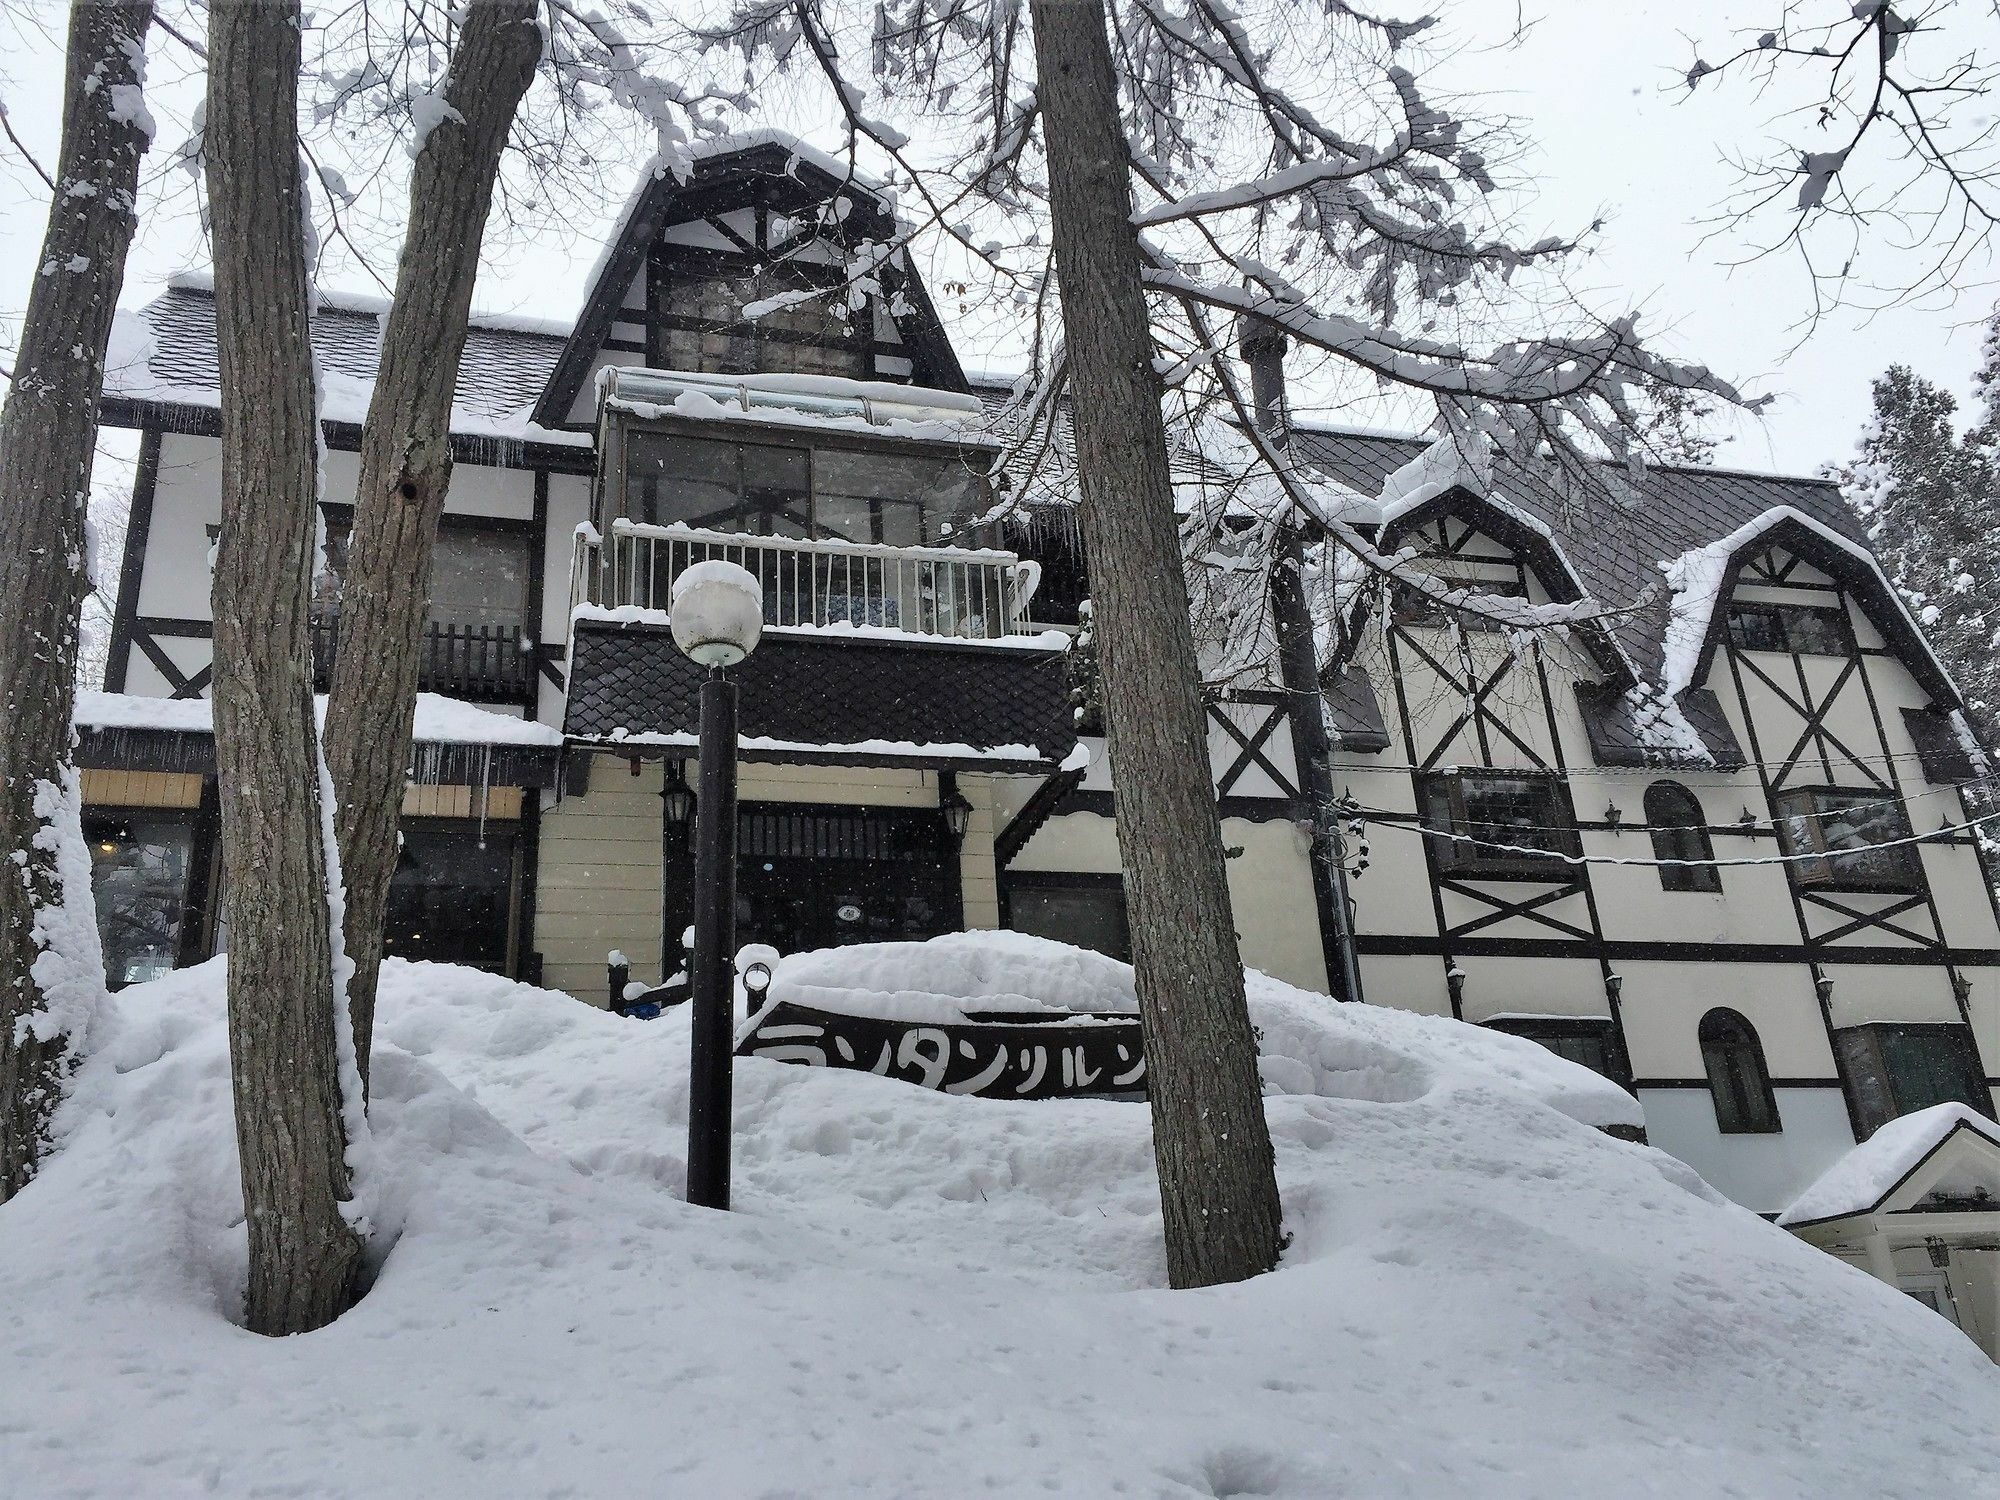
[1418,773,1581,879]
[84,813,198,988]
[1772,788,1923,891]
[315,517,532,634]
[1834,1024,1992,1139]
[385,824,519,971]
[623,433,982,547]
[427,530,533,632]
[658,264,874,380]
[1645,781,1721,893]
[1725,601,1854,656]
[1390,572,1524,631]
[1482,1017,1631,1088]
[733,805,957,954]
[1003,873,1132,962]
[1699,1009,1781,1133]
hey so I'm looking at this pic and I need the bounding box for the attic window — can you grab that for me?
[1725,601,1853,656]
[657,265,873,380]
[1389,572,1524,631]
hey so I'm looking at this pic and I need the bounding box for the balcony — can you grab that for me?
[569,520,1043,641]
[309,612,536,705]
[561,522,1074,772]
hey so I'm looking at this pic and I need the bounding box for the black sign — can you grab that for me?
[737,1001,1146,1099]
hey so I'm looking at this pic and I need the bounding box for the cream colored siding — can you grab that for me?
[1223,816,1327,994]
[401,784,523,819]
[1612,962,1836,1079]
[959,778,1001,931]
[80,770,203,809]
[1355,955,1455,1018]
[1453,956,1609,1023]
[536,755,666,1003]
[1010,810,1123,875]
[1821,965,1966,1029]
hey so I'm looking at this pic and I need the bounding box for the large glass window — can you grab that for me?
[84,813,197,988]
[1004,874,1132,962]
[622,432,983,546]
[1725,601,1854,656]
[428,529,534,631]
[316,517,532,633]
[1772,787,1923,891]
[1645,781,1722,893]
[1699,1008,1781,1133]
[1482,1017,1630,1087]
[1419,773,1581,879]
[1835,1023,1991,1138]
[384,824,518,971]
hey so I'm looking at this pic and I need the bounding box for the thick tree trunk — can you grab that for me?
[205,0,362,1335]
[0,0,154,1202]
[1029,0,1285,1287]
[322,0,542,1085]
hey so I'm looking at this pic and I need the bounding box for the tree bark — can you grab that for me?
[205,0,362,1335]
[0,0,154,1202]
[322,0,542,1085]
[1029,0,1285,1287]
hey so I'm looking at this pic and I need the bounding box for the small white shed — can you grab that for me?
[1781,1105,2000,1362]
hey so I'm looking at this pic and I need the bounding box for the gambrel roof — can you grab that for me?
[98,130,1963,767]
[530,132,967,425]
[1286,427,1876,694]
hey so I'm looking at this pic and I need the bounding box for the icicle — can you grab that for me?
[476,743,492,850]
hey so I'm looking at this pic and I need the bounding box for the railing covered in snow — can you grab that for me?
[569,520,1043,642]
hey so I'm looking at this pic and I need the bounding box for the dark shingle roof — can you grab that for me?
[1288,426,1863,686]
[110,282,570,433]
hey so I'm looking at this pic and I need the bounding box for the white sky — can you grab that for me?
[2,0,1995,477]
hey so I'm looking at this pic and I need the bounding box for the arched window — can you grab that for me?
[1699,1009,1781,1134]
[1645,781,1721,893]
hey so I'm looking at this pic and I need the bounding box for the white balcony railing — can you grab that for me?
[570,520,1043,642]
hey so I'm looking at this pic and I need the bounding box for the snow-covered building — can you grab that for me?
[83,134,2000,1269]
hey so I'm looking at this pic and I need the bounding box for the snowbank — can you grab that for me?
[1,945,1994,1497]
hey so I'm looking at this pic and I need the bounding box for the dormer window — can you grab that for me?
[1390,572,1524,631]
[1725,601,1853,656]
[657,262,874,381]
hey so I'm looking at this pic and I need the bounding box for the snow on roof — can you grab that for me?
[598,367,989,445]
[571,130,899,359]
[1657,504,1955,701]
[73,690,563,748]
[162,268,577,340]
[1779,1104,2000,1226]
[103,285,588,449]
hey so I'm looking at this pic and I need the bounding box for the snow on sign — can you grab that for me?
[737,1000,1146,1098]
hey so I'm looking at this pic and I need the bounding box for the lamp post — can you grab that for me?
[669,560,764,1211]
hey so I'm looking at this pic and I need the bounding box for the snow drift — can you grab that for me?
[1,940,1994,1497]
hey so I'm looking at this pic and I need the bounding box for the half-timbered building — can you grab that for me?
[82,134,2000,1305]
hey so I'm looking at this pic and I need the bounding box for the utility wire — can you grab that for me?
[1351,798,2000,874]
